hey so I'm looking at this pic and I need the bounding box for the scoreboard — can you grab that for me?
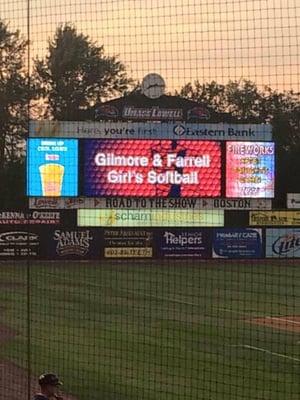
[27,138,275,199]
[27,121,274,199]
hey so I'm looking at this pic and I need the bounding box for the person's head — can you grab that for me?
[38,373,62,397]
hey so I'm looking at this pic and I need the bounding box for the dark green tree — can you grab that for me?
[0,21,31,207]
[0,21,29,169]
[0,160,26,208]
[34,24,133,120]
[179,79,300,201]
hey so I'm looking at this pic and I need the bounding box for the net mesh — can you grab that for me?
[0,1,299,399]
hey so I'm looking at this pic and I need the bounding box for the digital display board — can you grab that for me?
[226,142,275,198]
[77,209,224,227]
[27,139,78,196]
[83,140,221,197]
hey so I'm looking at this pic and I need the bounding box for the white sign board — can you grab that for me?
[287,193,300,209]
[29,197,272,210]
[29,121,272,141]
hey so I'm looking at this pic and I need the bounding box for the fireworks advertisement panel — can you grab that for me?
[226,142,275,198]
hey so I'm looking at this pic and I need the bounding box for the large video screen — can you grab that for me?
[27,139,78,196]
[226,142,275,198]
[83,140,221,197]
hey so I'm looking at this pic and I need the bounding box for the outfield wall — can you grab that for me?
[0,210,299,259]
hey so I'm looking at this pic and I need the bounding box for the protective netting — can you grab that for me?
[0,1,299,400]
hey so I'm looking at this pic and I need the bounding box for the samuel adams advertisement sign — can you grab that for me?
[45,228,101,259]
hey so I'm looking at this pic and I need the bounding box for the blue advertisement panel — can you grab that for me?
[213,228,262,258]
[27,138,78,196]
[43,228,101,259]
[266,228,300,258]
[158,229,211,258]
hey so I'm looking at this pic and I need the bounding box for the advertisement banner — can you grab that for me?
[213,228,263,258]
[250,211,300,226]
[29,197,272,210]
[158,229,211,258]
[0,228,41,258]
[0,210,60,225]
[287,193,300,209]
[29,121,272,141]
[226,142,275,198]
[83,139,221,197]
[78,209,224,227]
[266,228,300,258]
[27,138,78,196]
[104,229,153,258]
[44,228,101,259]
[29,197,85,209]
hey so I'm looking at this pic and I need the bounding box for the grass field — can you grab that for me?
[0,260,299,399]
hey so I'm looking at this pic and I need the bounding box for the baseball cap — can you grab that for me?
[38,373,62,386]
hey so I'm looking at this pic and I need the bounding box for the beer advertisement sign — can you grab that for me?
[27,138,78,196]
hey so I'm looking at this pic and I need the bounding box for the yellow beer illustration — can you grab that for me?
[39,164,64,196]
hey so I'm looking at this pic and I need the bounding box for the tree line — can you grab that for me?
[0,20,299,207]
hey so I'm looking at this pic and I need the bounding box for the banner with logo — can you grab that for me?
[78,209,224,227]
[0,227,41,258]
[43,228,101,259]
[213,228,263,258]
[287,193,300,209]
[0,210,61,225]
[266,228,300,258]
[104,229,153,258]
[250,211,300,226]
[29,121,272,141]
[29,197,272,210]
[157,229,211,258]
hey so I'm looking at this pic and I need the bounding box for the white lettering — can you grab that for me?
[94,153,149,167]
[147,171,199,184]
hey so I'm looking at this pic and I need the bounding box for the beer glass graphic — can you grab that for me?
[39,163,64,196]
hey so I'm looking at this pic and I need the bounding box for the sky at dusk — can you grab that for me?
[1,0,300,92]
